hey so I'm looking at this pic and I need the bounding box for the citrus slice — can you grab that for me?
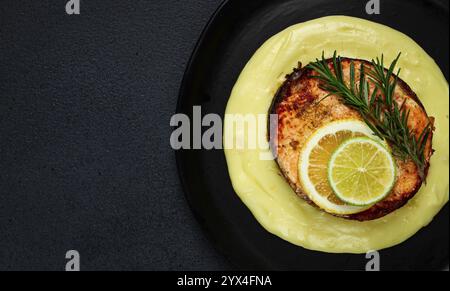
[328,137,396,206]
[298,120,381,215]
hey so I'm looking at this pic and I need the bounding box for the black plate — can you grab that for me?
[176,0,449,271]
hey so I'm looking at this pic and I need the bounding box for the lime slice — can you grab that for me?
[328,137,396,206]
[298,120,381,215]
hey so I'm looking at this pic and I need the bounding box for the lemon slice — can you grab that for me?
[298,120,380,215]
[328,137,396,206]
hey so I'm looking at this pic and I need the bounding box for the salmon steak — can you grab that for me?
[270,57,435,221]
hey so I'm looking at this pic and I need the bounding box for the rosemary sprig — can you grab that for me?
[307,51,432,180]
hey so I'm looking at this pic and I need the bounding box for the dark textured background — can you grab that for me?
[0,0,229,270]
[0,0,448,271]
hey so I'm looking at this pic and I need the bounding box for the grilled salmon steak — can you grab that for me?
[270,58,434,221]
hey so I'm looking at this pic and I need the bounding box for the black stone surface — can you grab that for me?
[0,0,229,271]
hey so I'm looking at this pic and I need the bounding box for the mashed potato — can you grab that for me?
[224,16,449,253]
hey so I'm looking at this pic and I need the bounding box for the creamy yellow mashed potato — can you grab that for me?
[224,16,449,253]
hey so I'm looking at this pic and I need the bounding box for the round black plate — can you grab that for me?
[176,0,449,271]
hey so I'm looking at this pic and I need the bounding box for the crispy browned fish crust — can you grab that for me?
[270,58,434,221]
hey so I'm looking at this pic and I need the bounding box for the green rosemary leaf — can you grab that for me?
[308,51,431,181]
[350,61,356,94]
